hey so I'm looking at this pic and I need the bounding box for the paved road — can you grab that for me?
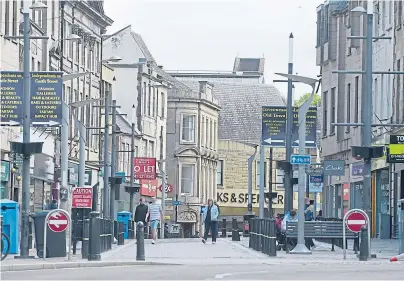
[2,263,403,280]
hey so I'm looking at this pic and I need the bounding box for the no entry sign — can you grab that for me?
[72,187,93,208]
[47,211,69,232]
[159,184,174,193]
[346,211,367,233]
[134,157,156,179]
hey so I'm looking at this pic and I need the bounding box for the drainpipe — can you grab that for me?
[247,146,258,215]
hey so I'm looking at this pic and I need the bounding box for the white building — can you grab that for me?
[103,25,168,202]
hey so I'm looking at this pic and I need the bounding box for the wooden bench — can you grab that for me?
[286,221,358,252]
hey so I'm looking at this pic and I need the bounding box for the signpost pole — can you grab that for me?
[78,120,86,187]
[59,103,70,211]
[19,4,32,259]
[110,100,117,237]
[259,145,265,219]
[247,147,258,215]
[268,147,274,218]
[161,163,166,239]
[102,91,110,219]
[129,123,135,215]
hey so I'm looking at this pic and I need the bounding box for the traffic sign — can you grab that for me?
[290,155,311,165]
[346,211,367,233]
[1,71,63,127]
[159,184,174,193]
[172,200,182,206]
[72,187,93,208]
[47,211,69,232]
[261,106,317,148]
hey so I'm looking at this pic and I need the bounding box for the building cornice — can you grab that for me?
[70,0,113,28]
[167,98,221,111]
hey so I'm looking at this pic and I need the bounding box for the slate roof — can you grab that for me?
[179,80,286,144]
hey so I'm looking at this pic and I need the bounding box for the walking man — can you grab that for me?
[202,199,219,244]
[134,198,148,239]
[147,197,163,244]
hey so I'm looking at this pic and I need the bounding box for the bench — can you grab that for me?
[286,221,359,252]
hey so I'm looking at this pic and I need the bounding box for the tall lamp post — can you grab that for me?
[4,1,49,259]
[275,73,319,255]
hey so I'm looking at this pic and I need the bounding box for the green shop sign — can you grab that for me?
[1,161,10,182]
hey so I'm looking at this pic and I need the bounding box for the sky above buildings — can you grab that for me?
[104,0,321,99]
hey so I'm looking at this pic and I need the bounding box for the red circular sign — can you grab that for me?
[47,211,69,233]
[346,211,367,233]
[158,184,173,193]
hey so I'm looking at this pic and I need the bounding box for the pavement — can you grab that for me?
[1,237,402,277]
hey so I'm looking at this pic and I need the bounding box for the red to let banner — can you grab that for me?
[134,157,157,180]
[72,187,93,208]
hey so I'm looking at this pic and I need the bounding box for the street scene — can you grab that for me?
[1,0,404,280]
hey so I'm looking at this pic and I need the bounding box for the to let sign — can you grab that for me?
[72,187,93,208]
[134,157,156,179]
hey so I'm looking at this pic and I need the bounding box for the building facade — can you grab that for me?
[317,0,400,237]
[217,140,285,218]
[165,80,220,236]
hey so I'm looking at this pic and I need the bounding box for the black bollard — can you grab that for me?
[268,219,277,256]
[136,222,145,261]
[118,222,125,245]
[88,211,101,261]
[256,219,262,251]
[129,221,135,239]
[353,235,359,254]
[221,218,227,237]
[231,218,240,241]
[358,225,368,261]
[248,218,254,248]
[261,219,268,254]
[82,219,90,259]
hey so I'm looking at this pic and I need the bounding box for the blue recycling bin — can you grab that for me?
[0,199,19,254]
[117,211,131,239]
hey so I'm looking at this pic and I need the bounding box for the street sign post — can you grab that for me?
[134,158,156,179]
[261,106,317,148]
[1,71,63,127]
[43,209,72,261]
[72,187,93,208]
[343,209,370,260]
[159,184,173,193]
[290,155,311,165]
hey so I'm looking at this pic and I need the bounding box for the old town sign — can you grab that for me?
[388,135,404,163]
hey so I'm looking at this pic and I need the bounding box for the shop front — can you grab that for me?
[216,189,284,218]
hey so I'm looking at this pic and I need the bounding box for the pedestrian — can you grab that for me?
[202,198,219,244]
[304,205,316,249]
[147,197,163,244]
[134,198,148,238]
[214,201,220,236]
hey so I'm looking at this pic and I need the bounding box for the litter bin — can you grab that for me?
[32,211,66,258]
[0,199,19,254]
[117,211,131,239]
[243,214,256,236]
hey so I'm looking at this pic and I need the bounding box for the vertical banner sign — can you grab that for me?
[134,157,157,180]
[0,71,24,126]
[31,72,63,127]
[261,106,317,148]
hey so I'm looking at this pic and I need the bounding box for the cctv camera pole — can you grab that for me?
[284,33,294,213]
[102,91,111,219]
[129,123,136,215]
[290,87,316,255]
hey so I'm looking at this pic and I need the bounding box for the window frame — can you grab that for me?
[180,164,195,196]
[180,114,196,144]
[217,160,224,187]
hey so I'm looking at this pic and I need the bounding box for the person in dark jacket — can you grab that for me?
[134,198,148,225]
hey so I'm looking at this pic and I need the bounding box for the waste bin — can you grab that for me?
[0,199,19,254]
[117,211,131,239]
[243,214,256,236]
[32,211,66,258]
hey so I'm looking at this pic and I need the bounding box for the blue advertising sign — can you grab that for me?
[0,71,63,127]
[0,71,24,126]
[261,106,318,148]
[31,72,63,126]
[293,175,323,193]
[290,154,311,165]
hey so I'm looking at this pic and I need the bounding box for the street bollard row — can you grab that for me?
[231,218,241,241]
[249,218,277,257]
[117,221,125,245]
[128,221,135,239]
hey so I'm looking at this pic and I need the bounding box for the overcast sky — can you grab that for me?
[104,0,321,99]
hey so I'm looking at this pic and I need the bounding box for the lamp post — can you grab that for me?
[275,73,319,255]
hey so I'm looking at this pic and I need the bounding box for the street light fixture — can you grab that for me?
[102,56,122,63]
[275,73,319,255]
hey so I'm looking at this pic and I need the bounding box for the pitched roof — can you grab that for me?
[179,80,286,144]
[105,25,155,62]
[153,66,198,99]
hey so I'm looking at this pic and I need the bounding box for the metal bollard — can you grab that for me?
[231,218,240,241]
[118,222,125,245]
[221,218,227,237]
[248,218,254,248]
[261,219,268,255]
[353,235,359,254]
[256,219,262,251]
[88,212,101,261]
[359,226,368,261]
[136,222,145,261]
[268,219,277,257]
[129,221,135,239]
[82,219,90,259]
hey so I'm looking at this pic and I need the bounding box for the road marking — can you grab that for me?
[213,271,269,279]
[347,220,366,225]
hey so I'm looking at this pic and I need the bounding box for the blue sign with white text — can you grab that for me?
[115,172,126,178]
[0,71,24,126]
[172,201,182,206]
[290,155,311,165]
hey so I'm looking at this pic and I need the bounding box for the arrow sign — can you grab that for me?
[264,138,284,145]
[290,154,311,165]
[0,120,20,126]
[293,140,316,145]
[32,121,60,126]
[47,211,69,232]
